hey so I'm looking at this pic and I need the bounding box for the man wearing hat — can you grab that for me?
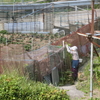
[66,45,79,81]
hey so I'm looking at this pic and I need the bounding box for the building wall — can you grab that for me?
[0,23,4,31]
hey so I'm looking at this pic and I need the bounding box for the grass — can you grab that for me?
[76,55,100,99]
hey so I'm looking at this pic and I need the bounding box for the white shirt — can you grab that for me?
[66,45,79,60]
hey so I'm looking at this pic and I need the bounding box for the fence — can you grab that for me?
[0,22,99,84]
[0,0,99,34]
[52,23,91,57]
[0,44,71,85]
[0,3,54,33]
[0,1,100,85]
[52,2,100,55]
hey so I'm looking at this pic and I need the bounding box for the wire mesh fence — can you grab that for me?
[0,1,100,84]
[0,3,53,33]
[0,0,99,34]
[52,23,91,57]
[0,43,71,84]
[54,5,91,27]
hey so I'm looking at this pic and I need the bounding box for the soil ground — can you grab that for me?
[59,84,85,100]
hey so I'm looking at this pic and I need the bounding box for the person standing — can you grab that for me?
[66,45,79,81]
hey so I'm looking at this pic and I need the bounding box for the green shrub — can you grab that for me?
[0,30,8,34]
[54,33,59,38]
[24,44,31,51]
[0,74,70,100]
[59,70,74,86]
[0,36,7,44]
[0,75,29,100]
[50,35,54,39]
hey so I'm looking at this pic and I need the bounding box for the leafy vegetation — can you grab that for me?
[0,29,69,99]
[59,70,74,86]
[0,72,70,100]
[76,56,100,99]
[0,36,7,44]
[0,30,65,51]
[0,30,8,34]
[58,48,73,86]
[24,44,31,51]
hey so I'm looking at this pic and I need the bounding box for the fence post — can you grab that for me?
[63,40,65,59]
[90,42,93,98]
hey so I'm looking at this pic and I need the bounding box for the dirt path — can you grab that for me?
[59,83,85,100]
[58,61,89,100]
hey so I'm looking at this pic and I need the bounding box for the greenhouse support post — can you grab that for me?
[63,40,65,59]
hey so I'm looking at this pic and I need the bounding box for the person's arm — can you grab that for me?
[66,45,71,53]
